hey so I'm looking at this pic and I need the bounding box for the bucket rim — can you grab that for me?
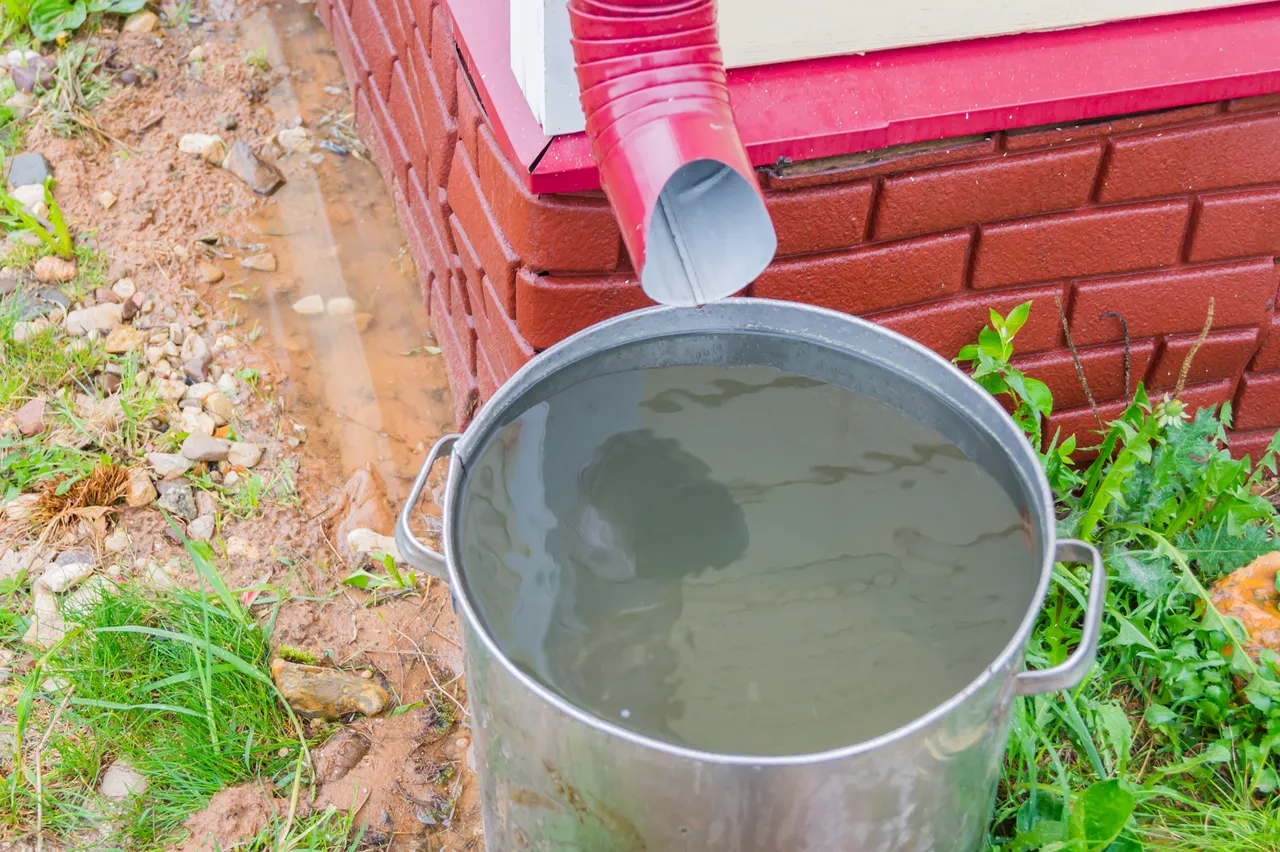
[440,297,1057,766]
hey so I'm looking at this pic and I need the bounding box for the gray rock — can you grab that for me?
[184,356,210,383]
[65,303,123,335]
[6,152,51,187]
[23,584,63,648]
[156,483,198,521]
[195,490,217,518]
[37,561,94,593]
[221,140,285,196]
[99,761,147,800]
[37,287,70,309]
[0,275,18,297]
[147,452,193,480]
[187,515,215,542]
[227,441,264,468]
[55,548,93,567]
[180,433,230,462]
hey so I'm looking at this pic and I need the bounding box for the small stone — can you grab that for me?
[196,490,217,518]
[181,433,231,462]
[143,561,177,588]
[179,133,226,164]
[292,294,324,315]
[157,483,198,521]
[312,729,371,783]
[99,761,147,800]
[63,575,110,619]
[34,255,76,283]
[153,379,188,403]
[347,528,402,563]
[54,549,91,567]
[277,126,311,154]
[125,468,157,507]
[14,397,45,436]
[12,183,45,216]
[122,9,160,33]
[0,545,45,581]
[148,452,193,480]
[184,381,216,401]
[104,530,130,553]
[197,261,224,284]
[97,190,117,210]
[353,312,374,333]
[226,536,258,559]
[23,584,64,648]
[184,356,210,383]
[121,292,143,321]
[100,373,122,395]
[326,296,356,316]
[181,407,216,436]
[38,560,93,593]
[202,391,234,424]
[225,444,263,471]
[6,152,51,187]
[187,515,215,542]
[65,303,123,335]
[221,140,285,196]
[111,278,136,300]
[104,326,144,354]
[216,372,239,397]
[271,659,389,720]
[223,470,241,488]
[241,252,277,272]
[188,44,205,62]
[95,287,121,304]
[12,318,48,344]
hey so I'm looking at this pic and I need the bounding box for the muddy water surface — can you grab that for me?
[215,3,452,503]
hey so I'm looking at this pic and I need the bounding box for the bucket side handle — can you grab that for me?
[395,433,461,581]
[1015,539,1108,696]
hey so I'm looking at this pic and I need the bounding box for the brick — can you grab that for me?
[388,61,426,173]
[431,280,478,428]
[1149,328,1260,389]
[1012,340,1157,410]
[329,0,369,96]
[1069,259,1277,346]
[457,66,485,163]
[316,0,332,28]
[407,168,453,299]
[869,283,1066,359]
[516,268,655,350]
[1225,427,1279,460]
[430,4,458,114]
[1099,114,1280,202]
[369,75,411,188]
[874,144,1104,241]
[405,0,434,39]
[765,181,872,255]
[353,87,392,182]
[971,200,1190,289]
[1188,186,1280,262]
[392,180,433,312]
[1235,371,1280,431]
[1226,94,1280,113]
[754,231,969,315]
[412,28,457,187]
[477,340,501,403]
[447,142,519,310]
[763,134,999,191]
[482,274,535,377]
[350,0,397,100]
[1004,104,1222,151]
[449,214,483,298]
[382,0,409,55]
[1049,378,1236,450]
[449,273,476,372]
[1251,315,1280,372]
[476,127,621,274]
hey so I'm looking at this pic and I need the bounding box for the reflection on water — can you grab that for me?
[461,365,1037,756]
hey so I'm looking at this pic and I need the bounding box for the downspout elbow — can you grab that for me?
[568,0,777,306]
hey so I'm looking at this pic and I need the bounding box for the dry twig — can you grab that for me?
[1174,298,1215,399]
[1056,294,1103,430]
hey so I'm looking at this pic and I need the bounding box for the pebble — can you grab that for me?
[38,561,94,593]
[221,139,286,195]
[184,381,216,401]
[0,545,46,582]
[187,515,215,542]
[157,483,198,521]
[125,467,157,507]
[241,252,278,272]
[5,151,51,187]
[197,261,225,284]
[354,312,374,333]
[216,372,239,396]
[292,294,324,315]
[65,303,123,335]
[225,444,263,471]
[148,452,193,480]
[326,296,356,316]
[203,391,234,424]
[277,126,311,154]
[12,183,46,217]
[153,378,188,403]
[104,326,144,354]
[271,659,389,720]
[122,9,160,33]
[104,530,130,553]
[23,584,64,648]
[347,528,402,563]
[99,761,147,800]
[14,397,45,436]
[12,318,49,343]
[226,536,258,559]
[63,575,110,618]
[97,190,117,210]
[181,433,231,462]
[223,470,242,488]
[196,490,218,518]
[34,255,76,283]
[181,407,216,436]
[179,133,226,164]
[111,277,136,300]
[121,292,143,321]
[184,356,211,383]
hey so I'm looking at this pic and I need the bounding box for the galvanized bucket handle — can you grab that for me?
[395,433,461,581]
[1015,539,1107,696]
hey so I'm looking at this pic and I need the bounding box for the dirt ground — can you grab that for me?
[1,1,481,848]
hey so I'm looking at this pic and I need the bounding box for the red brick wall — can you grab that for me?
[320,0,1280,457]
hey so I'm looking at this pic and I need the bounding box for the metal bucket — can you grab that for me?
[396,299,1105,852]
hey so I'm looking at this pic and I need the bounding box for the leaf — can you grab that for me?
[1110,612,1157,651]
[87,0,145,11]
[1023,377,1055,418]
[1091,701,1135,775]
[1004,301,1032,338]
[1068,780,1134,852]
[29,0,87,41]
[340,570,381,590]
[1108,550,1177,602]
[978,325,1004,359]
[1158,741,1232,774]
[388,701,424,717]
[1143,703,1176,726]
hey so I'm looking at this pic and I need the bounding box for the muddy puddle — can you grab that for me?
[209,2,452,504]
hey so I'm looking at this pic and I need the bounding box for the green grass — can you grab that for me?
[0,289,105,411]
[237,804,366,852]
[1,541,316,848]
[965,304,1280,850]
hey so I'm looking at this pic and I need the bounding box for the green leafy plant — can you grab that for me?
[27,0,144,41]
[342,552,418,594]
[0,177,73,257]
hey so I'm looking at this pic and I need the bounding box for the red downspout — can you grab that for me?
[568,0,777,306]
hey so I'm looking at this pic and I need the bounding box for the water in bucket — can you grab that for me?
[459,364,1036,756]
